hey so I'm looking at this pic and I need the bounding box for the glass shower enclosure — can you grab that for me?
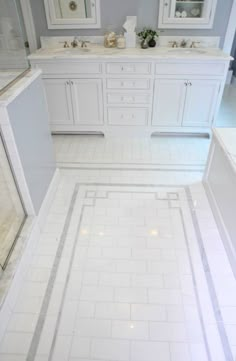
[0,0,30,93]
[0,136,26,270]
[0,0,28,269]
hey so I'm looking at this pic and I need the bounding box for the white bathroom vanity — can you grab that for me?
[29,43,231,136]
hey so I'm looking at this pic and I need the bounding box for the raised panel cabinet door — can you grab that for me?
[43,79,73,125]
[182,79,220,127]
[71,79,103,125]
[152,79,187,126]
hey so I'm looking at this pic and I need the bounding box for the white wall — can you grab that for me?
[30,0,233,48]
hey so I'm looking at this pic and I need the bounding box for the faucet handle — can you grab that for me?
[190,41,201,48]
[180,39,187,48]
[71,36,79,48]
[59,40,70,48]
[168,41,178,48]
[81,40,90,48]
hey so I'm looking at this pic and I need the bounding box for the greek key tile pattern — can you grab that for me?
[1,179,234,361]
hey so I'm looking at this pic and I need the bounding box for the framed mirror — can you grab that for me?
[44,0,101,29]
[158,0,217,29]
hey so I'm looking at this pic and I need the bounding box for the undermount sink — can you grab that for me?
[53,47,91,55]
[167,48,207,55]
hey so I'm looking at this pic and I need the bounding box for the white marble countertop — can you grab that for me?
[0,69,42,107]
[28,45,233,61]
[213,128,236,172]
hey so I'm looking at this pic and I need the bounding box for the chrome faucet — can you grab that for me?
[190,41,200,48]
[169,41,178,48]
[63,41,70,48]
[180,39,187,48]
[71,36,79,48]
[81,40,89,48]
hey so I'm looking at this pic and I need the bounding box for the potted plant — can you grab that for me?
[138,28,159,48]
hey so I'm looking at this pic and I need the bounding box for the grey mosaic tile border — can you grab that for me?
[26,185,80,361]
[25,182,233,361]
[178,207,212,361]
[185,186,234,361]
[47,200,95,361]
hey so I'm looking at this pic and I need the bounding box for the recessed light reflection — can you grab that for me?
[150,229,159,236]
[81,229,88,235]
[129,324,134,329]
[99,232,104,236]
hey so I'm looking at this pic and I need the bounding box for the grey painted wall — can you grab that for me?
[8,75,56,214]
[30,0,233,48]
[232,32,236,75]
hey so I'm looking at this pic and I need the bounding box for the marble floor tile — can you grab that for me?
[2,90,236,361]
[0,179,234,361]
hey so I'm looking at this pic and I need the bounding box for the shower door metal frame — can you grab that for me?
[19,0,37,53]
[0,130,27,270]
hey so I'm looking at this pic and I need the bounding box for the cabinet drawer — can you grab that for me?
[107,108,148,126]
[38,62,102,75]
[155,62,226,76]
[106,63,151,75]
[106,79,151,90]
[107,93,150,105]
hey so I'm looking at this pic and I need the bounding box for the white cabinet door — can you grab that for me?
[159,0,217,29]
[182,79,220,127]
[71,79,103,125]
[152,79,187,126]
[44,79,73,125]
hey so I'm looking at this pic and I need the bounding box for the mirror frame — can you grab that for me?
[44,0,101,29]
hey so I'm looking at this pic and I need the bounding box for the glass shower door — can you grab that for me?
[0,0,29,93]
[0,134,25,270]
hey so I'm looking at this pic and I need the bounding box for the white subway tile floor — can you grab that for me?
[53,135,210,172]
[0,163,235,361]
[2,89,236,361]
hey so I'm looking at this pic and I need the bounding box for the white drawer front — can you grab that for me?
[106,63,151,75]
[39,62,102,75]
[107,108,148,126]
[107,93,150,105]
[155,62,226,76]
[107,79,150,90]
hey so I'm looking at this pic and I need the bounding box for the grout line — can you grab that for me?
[59,166,204,173]
[57,161,206,166]
[48,202,89,361]
[26,185,79,361]
[23,182,233,361]
[178,206,212,361]
[185,186,234,361]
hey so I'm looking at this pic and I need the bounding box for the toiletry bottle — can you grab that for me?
[117,34,126,49]
[104,30,117,48]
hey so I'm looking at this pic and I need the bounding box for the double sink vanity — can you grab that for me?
[29,41,231,136]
